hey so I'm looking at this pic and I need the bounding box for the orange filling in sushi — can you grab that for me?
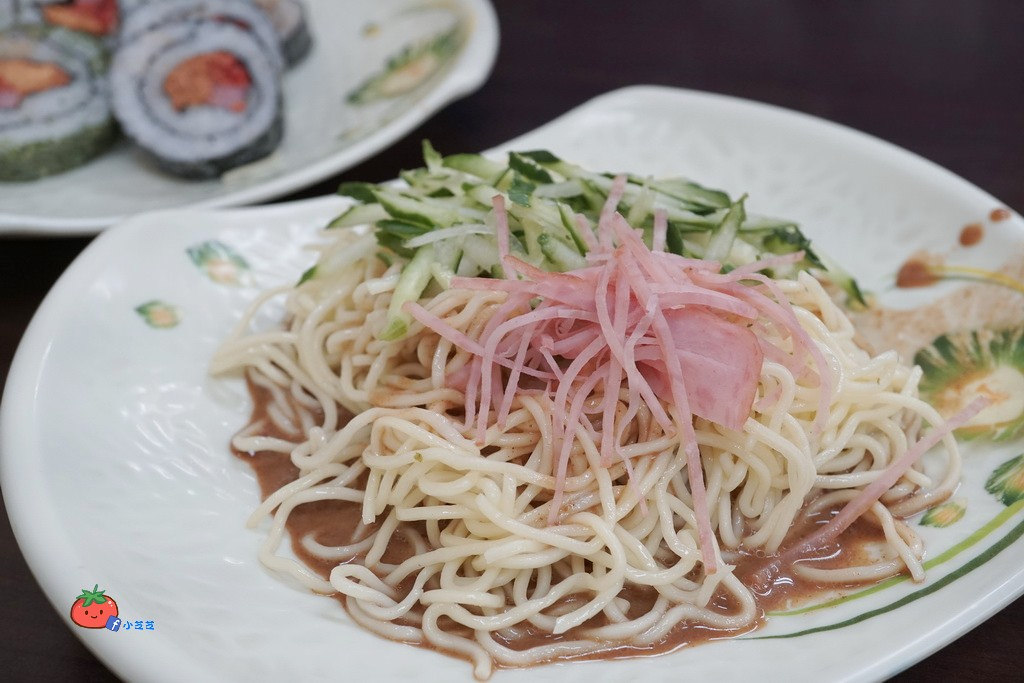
[42,0,120,37]
[163,51,251,113]
[0,58,71,109]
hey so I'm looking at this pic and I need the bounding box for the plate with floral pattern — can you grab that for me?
[0,0,498,236]
[2,86,1023,682]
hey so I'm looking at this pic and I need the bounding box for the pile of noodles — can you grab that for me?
[211,208,966,679]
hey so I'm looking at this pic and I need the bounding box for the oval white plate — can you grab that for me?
[3,86,1024,683]
[0,0,498,236]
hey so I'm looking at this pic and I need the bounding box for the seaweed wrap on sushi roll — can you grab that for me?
[110,17,283,179]
[0,26,115,181]
[11,1,122,40]
[253,0,311,67]
[120,0,283,72]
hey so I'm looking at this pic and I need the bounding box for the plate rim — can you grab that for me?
[3,84,1023,682]
[0,0,500,237]
[0,195,351,682]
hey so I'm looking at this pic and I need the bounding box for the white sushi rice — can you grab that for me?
[110,19,280,165]
[8,0,143,36]
[120,0,283,72]
[0,1,16,32]
[0,28,110,147]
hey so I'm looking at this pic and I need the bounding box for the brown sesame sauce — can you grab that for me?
[232,376,896,669]
[959,223,984,246]
[990,208,1012,222]
[896,258,940,288]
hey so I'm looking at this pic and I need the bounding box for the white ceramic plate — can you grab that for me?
[0,0,498,236]
[3,86,1024,682]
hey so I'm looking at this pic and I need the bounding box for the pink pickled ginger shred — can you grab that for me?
[404,194,835,575]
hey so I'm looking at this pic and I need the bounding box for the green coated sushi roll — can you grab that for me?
[109,16,283,179]
[4,1,133,42]
[0,26,115,181]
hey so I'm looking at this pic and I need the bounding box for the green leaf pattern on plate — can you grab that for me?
[920,498,967,528]
[348,24,463,105]
[187,240,249,285]
[915,326,1024,441]
[986,454,1024,506]
[135,301,180,329]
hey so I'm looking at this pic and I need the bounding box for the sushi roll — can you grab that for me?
[120,0,283,72]
[8,1,123,41]
[252,0,311,67]
[0,26,115,181]
[109,17,283,178]
[0,3,16,31]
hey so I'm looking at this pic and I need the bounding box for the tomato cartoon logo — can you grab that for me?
[70,585,118,629]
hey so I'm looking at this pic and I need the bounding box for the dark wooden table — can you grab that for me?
[2,2,1021,680]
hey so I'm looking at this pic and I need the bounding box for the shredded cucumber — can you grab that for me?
[538,233,586,271]
[443,153,507,183]
[705,196,746,263]
[328,202,389,229]
[321,141,866,338]
[379,244,435,341]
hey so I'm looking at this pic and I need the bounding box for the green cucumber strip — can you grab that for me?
[377,217,439,259]
[374,188,465,228]
[377,232,415,259]
[302,232,381,280]
[508,175,535,207]
[589,173,710,214]
[521,217,544,260]
[533,180,585,200]
[337,182,377,203]
[326,142,865,300]
[399,167,435,188]
[559,203,591,254]
[443,153,507,183]
[705,196,746,262]
[507,200,578,253]
[517,149,561,164]
[466,183,506,209]
[430,241,463,289]
[509,152,554,184]
[422,139,442,170]
[739,225,823,268]
[377,219,433,240]
[584,175,718,225]
[665,220,686,255]
[737,215,801,232]
[520,151,590,184]
[625,180,655,228]
[328,203,389,228]
[646,177,731,210]
[379,244,435,341]
[538,233,586,271]
[461,234,498,269]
